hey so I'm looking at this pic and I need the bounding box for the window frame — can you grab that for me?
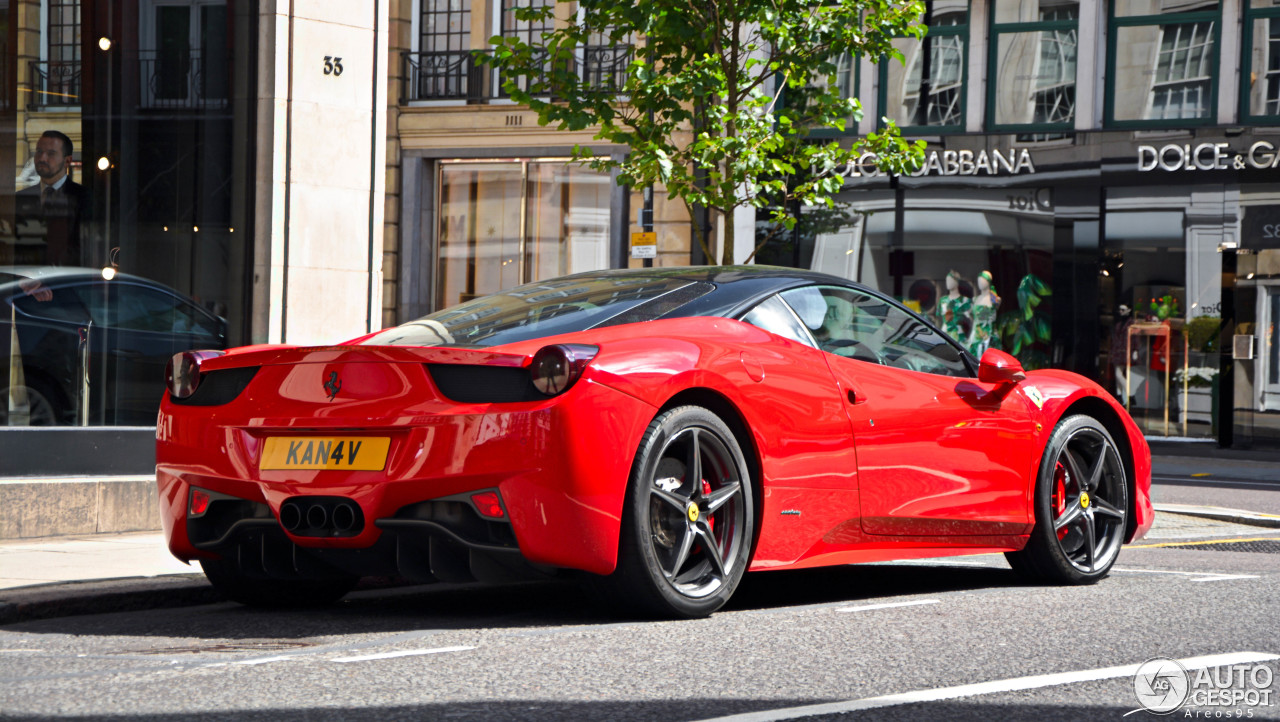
[986,1,1080,134]
[805,50,862,139]
[877,0,971,136]
[1241,1,1280,125]
[1104,1,1222,129]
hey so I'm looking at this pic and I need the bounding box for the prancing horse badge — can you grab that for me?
[323,371,342,401]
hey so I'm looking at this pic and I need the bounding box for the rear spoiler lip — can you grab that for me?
[197,345,529,372]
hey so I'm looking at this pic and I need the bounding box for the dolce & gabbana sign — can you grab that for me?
[1136,140,1280,172]
[843,148,1036,178]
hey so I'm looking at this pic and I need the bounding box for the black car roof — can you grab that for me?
[548,265,875,319]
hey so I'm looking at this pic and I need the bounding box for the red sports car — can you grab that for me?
[156,266,1153,618]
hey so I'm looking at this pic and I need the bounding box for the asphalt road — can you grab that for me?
[3,513,1279,721]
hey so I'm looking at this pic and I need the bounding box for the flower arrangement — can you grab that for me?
[1174,366,1219,388]
[1149,294,1180,321]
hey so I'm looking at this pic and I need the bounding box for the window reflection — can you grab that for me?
[991,1,1078,129]
[1109,0,1220,124]
[881,0,968,130]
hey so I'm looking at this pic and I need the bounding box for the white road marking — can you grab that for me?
[235,655,295,666]
[331,645,476,663]
[1112,568,1261,583]
[691,651,1280,722]
[833,599,940,613]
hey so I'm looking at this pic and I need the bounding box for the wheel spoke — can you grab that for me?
[665,524,696,580]
[1061,447,1087,492]
[1084,443,1108,492]
[704,481,741,514]
[652,486,690,512]
[1053,502,1083,532]
[695,522,726,577]
[684,428,702,491]
[1082,512,1098,571]
[1091,496,1125,520]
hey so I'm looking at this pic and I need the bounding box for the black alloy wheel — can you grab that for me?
[1007,414,1129,584]
[603,405,754,618]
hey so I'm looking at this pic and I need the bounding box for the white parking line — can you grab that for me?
[1112,568,1261,583]
[691,651,1280,722]
[833,599,940,613]
[331,646,476,663]
[235,655,295,666]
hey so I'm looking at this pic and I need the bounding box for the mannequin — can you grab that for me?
[937,270,972,342]
[968,270,1000,355]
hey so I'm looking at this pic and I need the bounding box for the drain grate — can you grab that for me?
[1172,539,1280,554]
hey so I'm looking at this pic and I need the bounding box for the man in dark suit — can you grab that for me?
[16,130,86,266]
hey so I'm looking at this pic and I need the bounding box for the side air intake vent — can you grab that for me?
[426,364,551,403]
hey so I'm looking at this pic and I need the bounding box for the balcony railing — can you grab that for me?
[403,50,480,101]
[28,60,82,109]
[401,45,632,103]
[138,50,229,110]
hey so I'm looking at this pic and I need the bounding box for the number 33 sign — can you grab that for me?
[323,56,344,76]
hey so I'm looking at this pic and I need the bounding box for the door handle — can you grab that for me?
[846,388,868,404]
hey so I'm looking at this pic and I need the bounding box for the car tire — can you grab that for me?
[200,558,358,608]
[600,405,754,619]
[1006,414,1129,585]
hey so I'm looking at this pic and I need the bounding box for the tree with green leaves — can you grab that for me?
[483,0,927,265]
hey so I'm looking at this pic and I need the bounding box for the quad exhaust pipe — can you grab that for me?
[279,498,363,537]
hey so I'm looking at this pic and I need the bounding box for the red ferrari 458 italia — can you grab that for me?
[156,266,1153,618]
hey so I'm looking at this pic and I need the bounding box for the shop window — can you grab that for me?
[4,0,254,429]
[1107,0,1220,127]
[1243,0,1280,122]
[988,0,1078,133]
[880,0,969,134]
[436,161,613,309]
[806,188,1055,369]
[406,0,473,101]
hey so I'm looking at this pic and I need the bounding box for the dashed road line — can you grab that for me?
[690,651,1280,722]
[1112,567,1260,583]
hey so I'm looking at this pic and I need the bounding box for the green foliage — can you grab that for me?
[480,0,927,264]
[1185,315,1222,353]
[998,274,1052,369]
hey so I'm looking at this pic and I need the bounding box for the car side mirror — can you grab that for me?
[978,349,1027,385]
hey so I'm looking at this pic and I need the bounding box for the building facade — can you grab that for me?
[3,0,1279,478]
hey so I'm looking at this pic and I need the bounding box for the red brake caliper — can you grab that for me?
[1052,462,1069,540]
[702,480,714,532]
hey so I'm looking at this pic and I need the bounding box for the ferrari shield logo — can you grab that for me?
[323,371,342,401]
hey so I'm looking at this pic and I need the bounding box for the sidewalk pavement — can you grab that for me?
[2,444,1277,624]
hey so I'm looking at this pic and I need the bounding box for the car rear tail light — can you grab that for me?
[165,350,226,400]
[470,491,506,519]
[529,344,598,396]
[189,487,212,517]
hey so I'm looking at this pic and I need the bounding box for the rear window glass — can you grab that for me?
[362,277,713,348]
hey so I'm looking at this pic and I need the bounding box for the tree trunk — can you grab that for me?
[720,208,734,265]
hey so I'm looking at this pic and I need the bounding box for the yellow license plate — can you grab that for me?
[259,437,390,471]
